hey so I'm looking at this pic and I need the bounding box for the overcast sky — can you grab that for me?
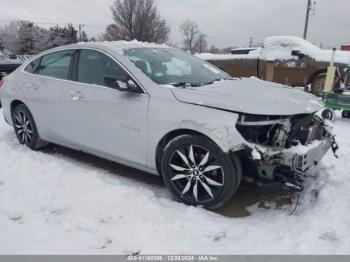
[1,0,349,48]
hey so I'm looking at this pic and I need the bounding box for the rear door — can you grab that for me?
[60,49,149,166]
[22,49,76,140]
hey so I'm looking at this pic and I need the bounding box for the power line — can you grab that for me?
[0,19,106,29]
[0,19,77,26]
[0,19,107,38]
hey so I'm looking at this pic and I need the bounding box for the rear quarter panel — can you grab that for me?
[0,73,27,125]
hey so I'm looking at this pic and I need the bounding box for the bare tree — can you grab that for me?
[195,33,208,53]
[180,20,200,54]
[105,0,170,43]
[166,41,178,48]
[209,45,222,54]
[102,24,120,41]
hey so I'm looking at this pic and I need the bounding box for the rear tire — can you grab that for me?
[12,104,47,150]
[160,134,241,210]
[311,73,339,96]
[311,73,326,96]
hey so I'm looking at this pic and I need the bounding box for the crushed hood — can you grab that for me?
[171,78,323,116]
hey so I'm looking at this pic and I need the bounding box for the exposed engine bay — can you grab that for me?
[235,112,336,192]
[237,113,329,149]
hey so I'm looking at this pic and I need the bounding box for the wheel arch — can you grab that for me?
[10,100,48,149]
[155,129,217,175]
[10,99,26,114]
[307,69,328,85]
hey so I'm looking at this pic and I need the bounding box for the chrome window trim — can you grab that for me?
[20,47,149,95]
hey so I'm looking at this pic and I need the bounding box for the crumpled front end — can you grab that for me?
[235,112,336,191]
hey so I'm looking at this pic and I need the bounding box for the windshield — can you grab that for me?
[124,48,231,87]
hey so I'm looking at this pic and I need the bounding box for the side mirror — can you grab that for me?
[291,50,305,60]
[103,75,140,93]
[8,54,17,60]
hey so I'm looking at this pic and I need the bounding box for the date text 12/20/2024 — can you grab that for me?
[127,255,220,261]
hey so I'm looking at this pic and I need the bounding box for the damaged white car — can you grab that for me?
[0,41,338,209]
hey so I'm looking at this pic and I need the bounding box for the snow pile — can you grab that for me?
[0,110,350,254]
[261,36,320,61]
[197,49,260,61]
[198,36,350,66]
[80,40,171,55]
[263,36,350,65]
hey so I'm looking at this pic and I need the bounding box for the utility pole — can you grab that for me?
[249,36,253,48]
[303,0,311,39]
[78,24,86,42]
[303,0,316,39]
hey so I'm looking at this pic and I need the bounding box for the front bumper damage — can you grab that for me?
[236,114,338,192]
[263,137,333,173]
[247,135,336,192]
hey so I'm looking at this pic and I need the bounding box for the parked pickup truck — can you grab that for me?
[198,36,350,95]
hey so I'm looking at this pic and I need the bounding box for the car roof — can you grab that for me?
[47,40,172,55]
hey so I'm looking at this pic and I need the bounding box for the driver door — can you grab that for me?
[61,49,149,166]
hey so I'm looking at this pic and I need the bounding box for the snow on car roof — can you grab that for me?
[78,40,171,54]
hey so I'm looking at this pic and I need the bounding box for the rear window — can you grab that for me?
[37,50,75,80]
[24,58,41,74]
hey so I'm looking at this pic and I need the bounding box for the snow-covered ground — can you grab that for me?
[0,109,350,255]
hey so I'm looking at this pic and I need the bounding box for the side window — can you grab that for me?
[37,50,75,80]
[77,49,129,87]
[24,58,41,74]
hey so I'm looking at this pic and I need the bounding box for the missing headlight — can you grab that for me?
[237,114,291,148]
[236,113,326,149]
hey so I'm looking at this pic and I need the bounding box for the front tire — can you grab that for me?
[161,134,241,210]
[12,104,47,150]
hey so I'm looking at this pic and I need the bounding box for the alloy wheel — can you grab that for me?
[168,144,225,205]
[14,111,33,145]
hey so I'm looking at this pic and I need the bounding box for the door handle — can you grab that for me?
[70,91,84,101]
